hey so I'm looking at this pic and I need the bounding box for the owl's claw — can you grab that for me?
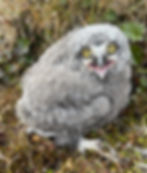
[78,138,119,164]
[26,127,35,135]
[26,127,55,138]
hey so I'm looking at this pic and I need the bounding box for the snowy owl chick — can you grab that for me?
[16,24,132,154]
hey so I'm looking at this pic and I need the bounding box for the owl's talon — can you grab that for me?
[78,138,119,164]
[26,127,36,135]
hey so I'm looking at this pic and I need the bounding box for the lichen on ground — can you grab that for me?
[0,70,146,173]
[0,0,147,172]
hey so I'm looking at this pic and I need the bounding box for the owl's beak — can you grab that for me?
[89,64,110,78]
[95,68,108,78]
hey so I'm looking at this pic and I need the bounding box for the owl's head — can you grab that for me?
[77,38,124,78]
[49,24,132,79]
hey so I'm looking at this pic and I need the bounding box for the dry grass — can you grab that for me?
[0,0,147,172]
[0,76,146,173]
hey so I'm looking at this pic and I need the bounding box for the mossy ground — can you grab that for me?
[0,0,147,172]
[0,70,146,173]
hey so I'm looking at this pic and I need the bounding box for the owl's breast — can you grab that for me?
[20,67,131,135]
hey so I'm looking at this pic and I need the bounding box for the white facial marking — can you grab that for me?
[84,44,115,78]
[83,59,92,66]
[96,69,108,79]
[108,55,117,61]
[91,44,107,62]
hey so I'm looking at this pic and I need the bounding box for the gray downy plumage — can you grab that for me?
[16,24,132,151]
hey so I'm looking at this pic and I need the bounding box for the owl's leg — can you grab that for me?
[77,138,119,163]
[26,127,55,138]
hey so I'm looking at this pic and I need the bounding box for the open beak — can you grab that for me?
[88,56,114,79]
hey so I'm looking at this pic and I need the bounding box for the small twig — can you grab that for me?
[0,152,11,165]
[136,162,147,172]
[96,147,120,164]
[135,147,147,158]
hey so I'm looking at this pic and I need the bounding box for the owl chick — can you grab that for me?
[16,24,132,155]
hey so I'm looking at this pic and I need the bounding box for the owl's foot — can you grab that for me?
[77,138,119,164]
[26,127,55,138]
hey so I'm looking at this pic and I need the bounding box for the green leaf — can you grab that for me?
[47,170,53,173]
[120,22,145,42]
[140,77,147,88]
[103,10,118,22]
[17,38,31,54]
[59,0,67,5]
[131,44,144,64]
[82,0,92,8]
[18,38,30,48]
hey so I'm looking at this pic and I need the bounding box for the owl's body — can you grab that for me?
[16,24,132,149]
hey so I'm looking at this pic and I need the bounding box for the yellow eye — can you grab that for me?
[107,43,117,54]
[82,48,92,58]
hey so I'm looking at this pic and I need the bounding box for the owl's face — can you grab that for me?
[62,24,132,79]
[78,40,119,78]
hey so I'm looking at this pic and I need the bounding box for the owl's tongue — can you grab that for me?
[92,66,109,78]
[89,61,113,78]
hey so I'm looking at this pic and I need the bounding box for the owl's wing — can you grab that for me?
[17,65,108,132]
